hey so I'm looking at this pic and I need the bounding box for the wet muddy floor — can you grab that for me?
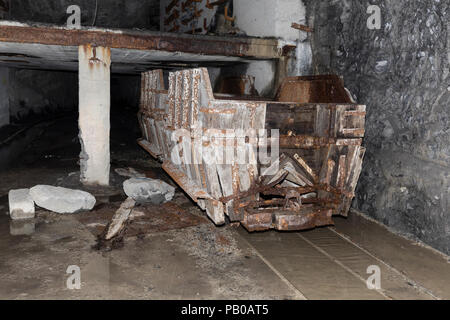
[0,114,449,300]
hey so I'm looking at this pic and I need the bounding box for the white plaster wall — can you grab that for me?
[0,67,10,127]
[234,0,306,42]
[245,61,276,96]
[233,0,311,92]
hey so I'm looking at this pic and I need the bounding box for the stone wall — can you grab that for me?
[305,0,449,254]
[1,0,160,123]
[0,67,9,127]
[7,69,140,123]
[9,0,160,30]
[8,69,77,122]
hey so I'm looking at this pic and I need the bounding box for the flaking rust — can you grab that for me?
[138,68,366,231]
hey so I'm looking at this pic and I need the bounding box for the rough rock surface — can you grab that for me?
[123,178,175,204]
[8,188,35,220]
[10,0,160,30]
[29,185,96,214]
[306,0,449,254]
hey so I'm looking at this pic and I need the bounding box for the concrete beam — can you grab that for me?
[78,44,111,186]
[0,21,282,60]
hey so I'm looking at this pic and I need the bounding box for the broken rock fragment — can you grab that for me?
[123,178,175,204]
[8,189,35,220]
[29,185,96,214]
[105,197,136,240]
[114,167,146,178]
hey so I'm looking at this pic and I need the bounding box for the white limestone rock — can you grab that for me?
[8,189,35,220]
[29,185,96,214]
[123,178,175,204]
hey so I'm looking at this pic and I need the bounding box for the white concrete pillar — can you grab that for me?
[0,67,10,128]
[78,45,111,186]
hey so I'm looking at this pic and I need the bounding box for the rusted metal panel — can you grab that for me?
[276,75,353,104]
[138,67,366,231]
[215,75,259,96]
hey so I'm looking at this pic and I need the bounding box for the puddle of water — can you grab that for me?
[9,219,35,236]
[0,215,35,251]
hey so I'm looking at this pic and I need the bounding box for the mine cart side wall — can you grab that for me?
[265,101,366,216]
[276,75,354,104]
[139,68,268,224]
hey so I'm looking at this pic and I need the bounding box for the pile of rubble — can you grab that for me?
[8,186,96,219]
[7,169,175,243]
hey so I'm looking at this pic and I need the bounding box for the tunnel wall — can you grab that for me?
[8,69,77,122]
[0,67,9,126]
[305,0,449,254]
[7,70,141,123]
[1,0,159,124]
[8,0,160,30]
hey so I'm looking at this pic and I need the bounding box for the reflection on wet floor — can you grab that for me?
[2,179,450,300]
[10,219,35,236]
[1,115,449,300]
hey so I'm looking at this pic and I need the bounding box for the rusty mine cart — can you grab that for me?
[137,68,366,232]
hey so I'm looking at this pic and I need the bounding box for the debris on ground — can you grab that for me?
[123,177,175,204]
[93,197,136,251]
[170,224,242,272]
[77,201,207,239]
[114,167,146,178]
[104,197,136,240]
[8,188,35,220]
[29,185,96,214]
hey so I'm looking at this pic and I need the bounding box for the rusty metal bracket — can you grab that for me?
[224,5,235,22]
[194,7,203,17]
[291,22,314,33]
[166,0,180,14]
[164,10,180,26]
